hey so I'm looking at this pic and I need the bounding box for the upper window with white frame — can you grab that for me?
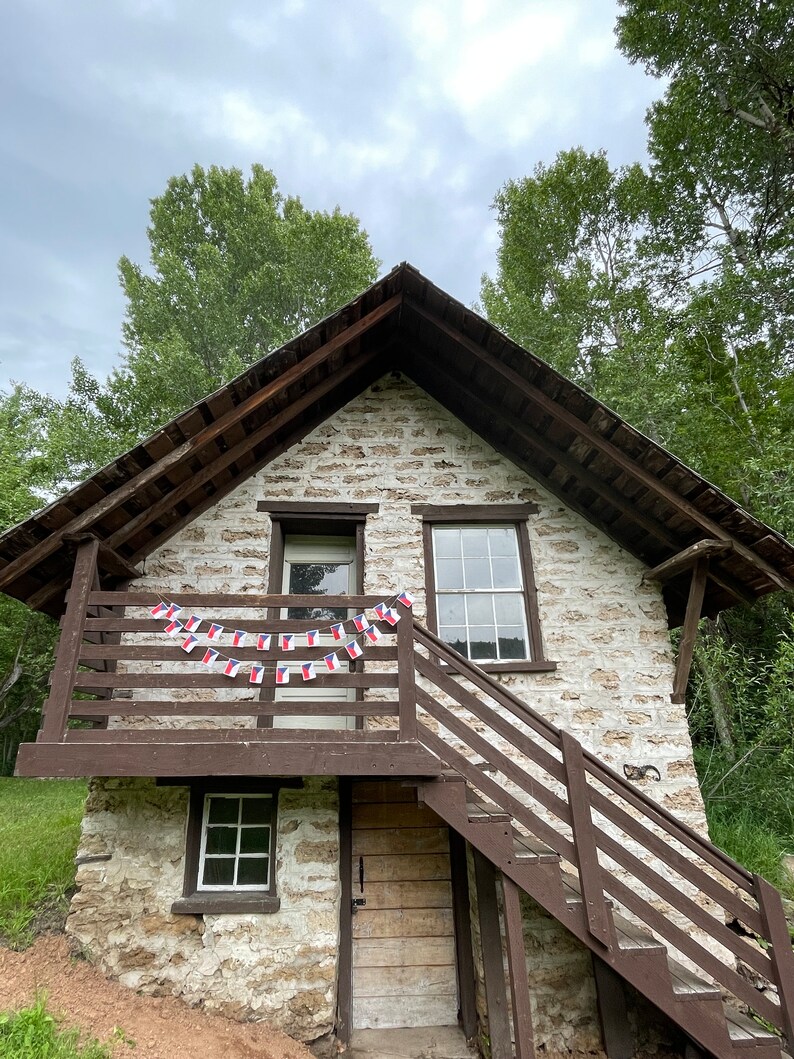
[432,524,532,662]
[198,793,274,891]
[412,503,551,672]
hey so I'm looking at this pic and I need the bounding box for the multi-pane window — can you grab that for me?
[432,524,531,662]
[198,794,273,890]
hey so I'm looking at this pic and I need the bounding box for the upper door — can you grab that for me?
[273,535,357,730]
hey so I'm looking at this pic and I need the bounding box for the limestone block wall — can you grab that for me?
[71,371,722,1043]
[69,777,340,1041]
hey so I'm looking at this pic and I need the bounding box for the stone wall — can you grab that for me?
[69,777,340,1041]
[71,371,715,1047]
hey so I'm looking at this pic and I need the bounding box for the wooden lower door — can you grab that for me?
[350,782,459,1029]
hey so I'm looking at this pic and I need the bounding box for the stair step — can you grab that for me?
[512,832,560,864]
[724,1009,783,1048]
[466,792,511,823]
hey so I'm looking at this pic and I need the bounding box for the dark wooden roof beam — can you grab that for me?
[404,297,794,594]
[643,541,734,584]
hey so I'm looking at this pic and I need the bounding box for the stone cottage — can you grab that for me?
[3,264,794,1059]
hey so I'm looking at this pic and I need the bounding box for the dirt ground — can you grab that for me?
[0,936,314,1059]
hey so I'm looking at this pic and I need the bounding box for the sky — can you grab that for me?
[0,0,661,399]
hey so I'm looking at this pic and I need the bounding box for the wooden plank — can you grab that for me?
[410,503,539,520]
[83,617,396,633]
[503,876,536,1059]
[73,673,399,690]
[257,502,380,516]
[352,995,458,1029]
[337,778,353,1045]
[450,829,478,1040]
[592,955,634,1059]
[754,873,794,1042]
[560,730,612,947]
[70,701,399,718]
[351,802,446,829]
[15,740,445,779]
[358,881,452,910]
[352,936,456,968]
[78,644,400,662]
[40,539,99,742]
[64,728,401,744]
[352,827,450,856]
[0,293,403,592]
[642,540,733,583]
[397,610,417,740]
[672,557,709,703]
[473,848,511,1059]
[352,781,417,804]
[86,592,387,608]
[352,908,454,939]
[354,854,451,882]
[352,964,457,996]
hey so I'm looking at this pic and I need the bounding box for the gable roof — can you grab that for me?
[2,262,793,624]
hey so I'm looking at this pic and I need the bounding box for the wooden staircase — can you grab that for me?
[407,624,794,1059]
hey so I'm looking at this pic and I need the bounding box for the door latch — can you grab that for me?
[352,898,366,913]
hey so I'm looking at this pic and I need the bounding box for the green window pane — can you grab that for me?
[241,798,271,825]
[205,826,238,855]
[497,628,527,659]
[237,857,269,886]
[438,595,465,625]
[488,527,517,556]
[463,556,492,589]
[207,797,239,825]
[433,527,461,558]
[240,827,270,854]
[469,628,497,660]
[202,857,235,886]
[436,557,464,589]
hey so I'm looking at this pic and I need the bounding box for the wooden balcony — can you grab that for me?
[16,539,441,778]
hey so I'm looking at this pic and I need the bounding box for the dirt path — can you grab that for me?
[0,936,313,1059]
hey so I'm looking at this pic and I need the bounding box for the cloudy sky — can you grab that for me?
[0,0,661,399]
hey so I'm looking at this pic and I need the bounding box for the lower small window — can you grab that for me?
[199,794,273,891]
[172,781,289,915]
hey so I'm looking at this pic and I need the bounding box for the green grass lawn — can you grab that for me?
[0,778,87,948]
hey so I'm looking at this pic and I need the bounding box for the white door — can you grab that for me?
[274,535,357,730]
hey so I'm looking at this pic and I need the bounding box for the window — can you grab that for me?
[198,794,273,890]
[172,780,294,914]
[433,525,529,661]
[414,505,553,673]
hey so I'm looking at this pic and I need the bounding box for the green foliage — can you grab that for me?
[0,779,87,947]
[0,996,113,1058]
[45,164,381,483]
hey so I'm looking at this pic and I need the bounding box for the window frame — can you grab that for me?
[171,778,299,915]
[414,504,556,674]
[197,793,275,893]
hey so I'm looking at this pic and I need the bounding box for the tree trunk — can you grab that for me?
[693,621,737,761]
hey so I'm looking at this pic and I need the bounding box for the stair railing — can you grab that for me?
[411,622,794,1043]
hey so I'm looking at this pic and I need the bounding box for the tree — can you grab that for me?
[47,165,381,483]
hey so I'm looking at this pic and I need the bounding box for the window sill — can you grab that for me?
[171,893,281,915]
[438,660,558,674]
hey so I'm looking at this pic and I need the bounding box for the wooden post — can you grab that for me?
[560,731,612,947]
[40,538,99,742]
[473,849,512,1059]
[397,612,417,741]
[671,558,708,703]
[502,876,536,1059]
[592,955,634,1059]
[754,874,794,1043]
[449,829,478,1040]
[336,779,353,1044]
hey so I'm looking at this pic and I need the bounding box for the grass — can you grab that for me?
[0,996,113,1058]
[0,778,87,948]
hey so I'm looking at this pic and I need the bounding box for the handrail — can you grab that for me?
[412,621,793,1040]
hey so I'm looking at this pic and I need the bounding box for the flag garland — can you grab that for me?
[147,588,415,682]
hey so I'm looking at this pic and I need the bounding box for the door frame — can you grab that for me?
[258,507,373,729]
[335,780,478,1044]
